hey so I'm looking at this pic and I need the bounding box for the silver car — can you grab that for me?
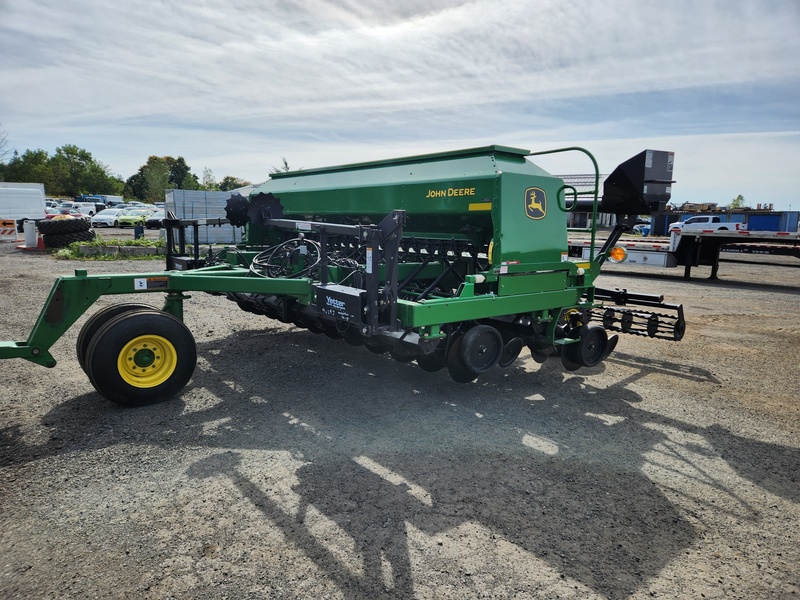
[91,208,126,228]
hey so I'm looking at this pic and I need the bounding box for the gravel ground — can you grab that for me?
[0,237,798,599]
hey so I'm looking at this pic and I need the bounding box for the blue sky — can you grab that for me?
[1,0,799,209]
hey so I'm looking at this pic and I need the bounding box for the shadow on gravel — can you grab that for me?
[702,424,800,504]
[607,352,721,385]
[7,327,799,597]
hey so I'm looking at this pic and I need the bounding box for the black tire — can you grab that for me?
[446,335,478,383]
[459,325,503,375]
[416,351,446,372]
[37,217,91,235]
[561,324,608,370]
[77,303,156,372]
[389,346,417,363]
[85,310,196,406]
[42,229,96,248]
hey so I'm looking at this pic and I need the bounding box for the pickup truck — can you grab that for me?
[668,215,746,233]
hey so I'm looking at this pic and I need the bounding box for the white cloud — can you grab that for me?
[1,0,798,208]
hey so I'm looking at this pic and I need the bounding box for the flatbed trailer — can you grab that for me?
[570,230,800,278]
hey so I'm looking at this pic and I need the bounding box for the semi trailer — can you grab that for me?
[0,145,685,406]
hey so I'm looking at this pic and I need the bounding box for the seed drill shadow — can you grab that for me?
[14,328,799,597]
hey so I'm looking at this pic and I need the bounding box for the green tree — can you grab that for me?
[127,155,201,200]
[51,144,93,197]
[180,173,200,190]
[124,168,146,200]
[142,156,171,203]
[200,167,219,190]
[1,149,52,187]
[219,176,251,191]
[730,194,746,209]
[83,161,124,195]
[166,156,198,189]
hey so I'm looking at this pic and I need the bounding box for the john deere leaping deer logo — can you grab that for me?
[524,187,546,220]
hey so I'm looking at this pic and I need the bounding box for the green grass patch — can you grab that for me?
[53,235,169,260]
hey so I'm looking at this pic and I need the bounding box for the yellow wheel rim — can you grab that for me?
[117,334,178,388]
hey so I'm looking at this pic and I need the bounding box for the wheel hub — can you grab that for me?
[118,335,177,388]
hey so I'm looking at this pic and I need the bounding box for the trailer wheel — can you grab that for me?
[459,325,502,374]
[76,303,155,372]
[85,311,196,406]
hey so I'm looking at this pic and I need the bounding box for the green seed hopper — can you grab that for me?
[0,145,684,406]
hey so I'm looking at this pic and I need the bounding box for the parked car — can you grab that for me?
[45,208,90,220]
[117,209,153,228]
[70,202,99,216]
[668,215,745,233]
[92,208,126,228]
[145,209,165,229]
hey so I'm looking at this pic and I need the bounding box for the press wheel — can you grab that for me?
[459,325,502,375]
[561,324,608,370]
[446,335,478,383]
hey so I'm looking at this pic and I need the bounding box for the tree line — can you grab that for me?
[0,138,251,202]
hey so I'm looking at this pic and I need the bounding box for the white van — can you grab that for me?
[0,185,47,232]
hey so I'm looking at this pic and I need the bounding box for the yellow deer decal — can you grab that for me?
[525,188,546,219]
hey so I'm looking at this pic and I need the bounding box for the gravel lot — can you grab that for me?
[0,237,798,599]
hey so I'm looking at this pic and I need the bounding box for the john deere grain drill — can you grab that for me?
[0,145,684,405]
[220,145,682,382]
